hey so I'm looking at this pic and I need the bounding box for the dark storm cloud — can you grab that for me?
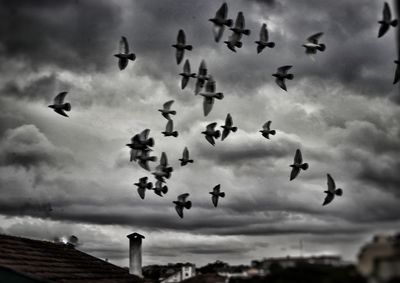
[0,0,122,72]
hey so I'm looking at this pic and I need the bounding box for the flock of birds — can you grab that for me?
[47,2,398,218]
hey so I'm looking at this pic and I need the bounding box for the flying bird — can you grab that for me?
[199,75,224,116]
[126,129,154,162]
[134,177,153,200]
[224,32,243,52]
[195,60,209,95]
[48,92,71,117]
[114,36,136,70]
[221,113,237,141]
[289,149,309,181]
[173,193,192,218]
[209,2,233,42]
[272,65,294,91]
[230,12,251,36]
[153,180,168,197]
[378,2,398,38]
[137,150,157,171]
[209,184,225,207]
[255,23,275,54]
[152,152,173,182]
[159,100,176,120]
[162,120,179,137]
[202,122,221,146]
[302,32,326,55]
[394,60,399,84]
[179,59,196,90]
[172,29,193,64]
[322,174,343,206]
[179,147,194,166]
[260,121,276,139]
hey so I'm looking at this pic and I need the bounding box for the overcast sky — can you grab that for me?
[0,0,399,267]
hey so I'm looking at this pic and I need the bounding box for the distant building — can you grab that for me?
[159,263,196,283]
[358,233,400,283]
[217,265,252,280]
[181,273,226,283]
[0,234,142,283]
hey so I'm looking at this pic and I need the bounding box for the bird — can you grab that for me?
[202,122,221,146]
[162,119,179,137]
[302,32,326,55]
[255,23,275,54]
[137,150,157,171]
[260,121,276,139]
[158,100,176,120]
[289,149,309,181]
[134,177,153,200]
[152,152,173,182]
[199,76,224,116]
[48,92,71,117]
[322,174,343,206]
[230,12,251,36]
[272,65,294,91]
[179,59,196,90]
[378,2,398,38]
[173,193,192,218]
[179,147,194,166]
[153,180,168,197]
[394,60,399,84]
[221,113,237,141]
[126,129,155,162]
[172,29,193,65]
[224,31,243,52]
[209,184,225,207]
[114,36,136,70]
[195,60,209,95]
[209,2,233,42]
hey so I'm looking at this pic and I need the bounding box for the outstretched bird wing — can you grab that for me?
[225,113,233,127]
[327,174,336,193]
[290,167,300,181]
[275,78,287,91]
[160,152,168,167]
[260,23,268,42]
[206,122,217,131]
[216,2,228,19]
[165,119,173,132]
[235,12,245,29]
[322,192,334,206]
[277,65,292,75]
[163,100,174,111]
[203,97,214,116]
[307,32,323,44]
[178,193,190,202]
[212,195,219,207]
[294,149,303,164]
[137,188,146,200]
[205,135,216,146]
[213,184,221,193]
[120,36,129,54]
[383,2,391,22]
[263,121,271,130]
[175,205,184,218]
[198,60,207,76]
[183,147,189,159]
[177,29,186,45]
[176,49,184,65]
[54,108,68,117]
[183,59,191,73]
[205,76,216,93]
[54,92,68,105]
[139,129,150,142]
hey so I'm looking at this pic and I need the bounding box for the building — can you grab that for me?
[358,233,400,283]
[181,273,226,283]
[159,263,196,283]
[0,233,143,283]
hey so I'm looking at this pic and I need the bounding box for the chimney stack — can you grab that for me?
[127,232,145,277]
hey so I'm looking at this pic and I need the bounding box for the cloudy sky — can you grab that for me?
[0,0,399,267]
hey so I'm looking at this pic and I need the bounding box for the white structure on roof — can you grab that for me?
[160,263,196,283]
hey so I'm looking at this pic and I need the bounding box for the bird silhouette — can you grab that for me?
[114,36,136,70]
[137,150,157,171]
[48,92,71,117]
[322,174,343,206]
[221,113,237,141]
[195,60,209,95]
[209,2,233,42]
[126,129,154,162]
[173,193,192,218]
[179,147,194,166]
[134,177,153,200]
[289,149,309,181]
[152,152,173,182]
[260,121,276,139]
[272,65,294,91]
[199,75,224,116]
[172,29,193,64]
[255,23,275,54]
[202,122,221,146]
[230,12,250,36]
[378,2,398,38]
[159,100,176,120]
[224,31,242,52]
[162,119,179,137]
[303,32,326,55]
[179,59,196,90]
[394,60,399,84]
[209,184,225,207]
[153,180,168,197]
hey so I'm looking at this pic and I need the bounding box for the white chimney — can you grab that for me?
[127,232,145,277]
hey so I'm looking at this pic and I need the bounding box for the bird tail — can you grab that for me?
[146,138,154,147]
[148,156,157,162]
[219,192,225,198]
[270,130,276,135]
[146,182,153,190]
[63,103,71,111]
[165,166,173,173]
[286,74,294,80]
[184,201,192,209]
[215,93,224,100]
[391,19,398,27]
[185,45,193,51]
[266,42,275,48]
[161,185,168,194]
[170,111,177,115]
[235,41,243,48]
[128,53,136,61]
[300,163,309,170]
[317,44,326,51]
[243,29,251,36]
[172,131,179,137]
[225,19,233,27]
[231,127,238,132]
[188,159,194,163]
[215,130,221,139]
[335,188,343,196]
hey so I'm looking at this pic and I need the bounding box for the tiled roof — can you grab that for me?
[0,234,142,283]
